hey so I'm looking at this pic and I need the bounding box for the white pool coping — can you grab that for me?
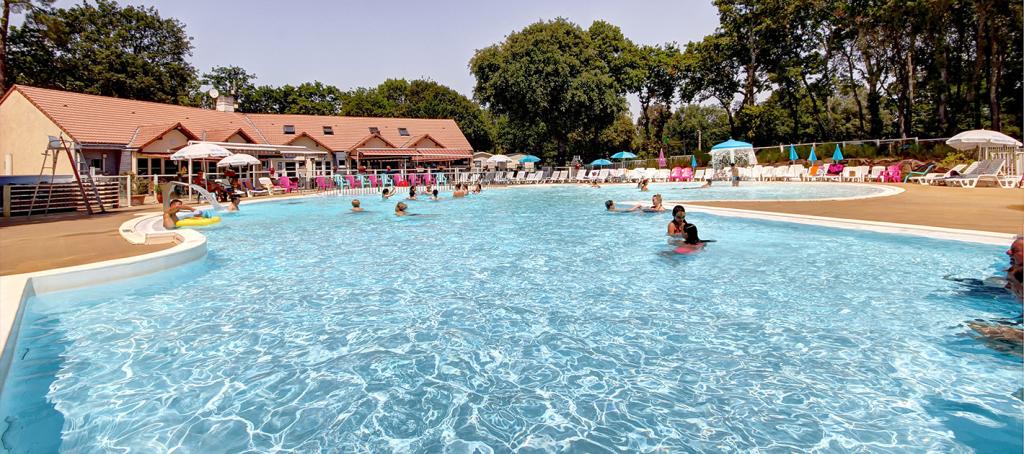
[0,183,1012,387]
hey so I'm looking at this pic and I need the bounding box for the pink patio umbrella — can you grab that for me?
[657,148,667,168]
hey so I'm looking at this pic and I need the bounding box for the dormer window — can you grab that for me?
[398,128,410,136]
[368,127,379,134]
[323,126,334,135]
[283,125,295,134]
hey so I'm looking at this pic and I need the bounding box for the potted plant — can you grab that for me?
[129,173,150,205]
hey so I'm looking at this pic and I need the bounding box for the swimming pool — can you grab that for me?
[553,181,895,202]
[2,186,1020,452]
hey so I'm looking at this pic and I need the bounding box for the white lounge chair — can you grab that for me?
[258,177,287,195]
[949,159,1005,188]
[693,168,705,181]
[866,166,885,182]
[912,164,965,185]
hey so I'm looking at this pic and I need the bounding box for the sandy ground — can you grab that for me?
[0,183,1020,275]
[684,183,1024,234]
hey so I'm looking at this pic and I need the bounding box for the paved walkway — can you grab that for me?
[0,183,1020,276]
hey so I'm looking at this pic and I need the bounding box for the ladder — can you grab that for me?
[27,135,105,217]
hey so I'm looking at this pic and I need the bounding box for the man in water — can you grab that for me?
[225,195,241,212]
[162,199,196,229]
[430,189,440,201]
[730,163,740,187]
[968,236,1024,344]
[472,183,482,194]
[395,202,413,216]
[381,188,394,199]
[605,200,641,212]
[453,184,466,198]
[351,199,364,212]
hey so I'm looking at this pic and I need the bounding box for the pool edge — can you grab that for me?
[0,219,207,389]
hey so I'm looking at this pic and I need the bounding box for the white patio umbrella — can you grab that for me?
[171,143,232,198]
[217,153,260,191]
[946,129,1022,151]
[486,154,512,162]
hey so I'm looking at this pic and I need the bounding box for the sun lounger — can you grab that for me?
[242,179,268,196]
[947,159,1006,188]
[866,166,885,182]
[258,177,286,195]
[901,163,934,183]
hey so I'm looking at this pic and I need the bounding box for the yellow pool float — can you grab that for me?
[176,216,221,228]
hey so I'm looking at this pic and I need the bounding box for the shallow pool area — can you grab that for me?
[1,186,1020,452]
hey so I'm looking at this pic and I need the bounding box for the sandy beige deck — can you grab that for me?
[0,206,173,275]
[684,184,1023,235]
[0,184,1020,276]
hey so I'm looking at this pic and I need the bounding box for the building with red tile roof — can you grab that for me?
[0,85,473,177]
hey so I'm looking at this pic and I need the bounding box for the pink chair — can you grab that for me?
[680,167,694,181]
[277,176,296,193]
[345,175,360,188]
[882,165,902,183]
[669,166,683,182]
[394,174,409,187]
[314,176,330,191]
[423,173,434,186]
[408,174,420,187]
[367,175,381,187]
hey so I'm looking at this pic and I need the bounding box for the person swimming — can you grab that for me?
[642,194,665,212]
[453,184,467,198]
[430,189,440,201]
[472,182,482,194]
[351,199,364,212]
[640,179,649,192]
[605,200,641,212]
[162,198,196,229]
[407,185,418,200]
[381,187,394,199]
[395,202,409,216]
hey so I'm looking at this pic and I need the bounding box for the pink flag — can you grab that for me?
[657,148,667,168]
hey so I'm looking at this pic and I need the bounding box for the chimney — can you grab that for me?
[215,95,236,112]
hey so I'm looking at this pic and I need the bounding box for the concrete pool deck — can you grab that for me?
[0,183,1020,277]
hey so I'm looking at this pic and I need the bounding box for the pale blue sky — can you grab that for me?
[33,0,722,116]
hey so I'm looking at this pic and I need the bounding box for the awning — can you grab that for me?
[413,150,473,162]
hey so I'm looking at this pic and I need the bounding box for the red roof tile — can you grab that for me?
[6,85,474,153]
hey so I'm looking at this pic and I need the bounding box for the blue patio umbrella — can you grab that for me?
[610,151,637,160]
[519,154,541,163]
[591,159,612,166]
[832,144,844,161]
[808,146,818,162]
[788,145,798,161]
[690,155,697,168]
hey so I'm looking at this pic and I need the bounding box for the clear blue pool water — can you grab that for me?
[565,181,891,202]
[2,185,1020,453]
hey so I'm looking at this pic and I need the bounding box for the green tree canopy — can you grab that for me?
[239,81,344,116]
[470,18,630,162]
[7,0,195,104]
[339,79,495,151]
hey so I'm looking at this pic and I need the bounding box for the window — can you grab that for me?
[368,127,379,134]
[283,125,296,134]
[398,128,410,136]
[323,126,334,135]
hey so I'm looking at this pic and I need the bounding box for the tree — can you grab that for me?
[7,0,196,103]
[470,18,629,163]
[1,0,53,92]
[202,65,255,97]
[631,44,685,147]
[239,81,343,116]
[339,79,495,151]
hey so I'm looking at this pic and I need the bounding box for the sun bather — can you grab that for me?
[162,198,195,229]
[605,200,641,212]
[351,199,364,212]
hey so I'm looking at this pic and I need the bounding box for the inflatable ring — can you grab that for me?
[176,216,221,228]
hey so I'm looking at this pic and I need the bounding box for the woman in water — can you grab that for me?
[381,187,394,200]
[407,185,418,200]
[640,179,649,192]
[472,183,482,194]
[642,194,665,212]
[667,205,705,250]
[430,189,440,201]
